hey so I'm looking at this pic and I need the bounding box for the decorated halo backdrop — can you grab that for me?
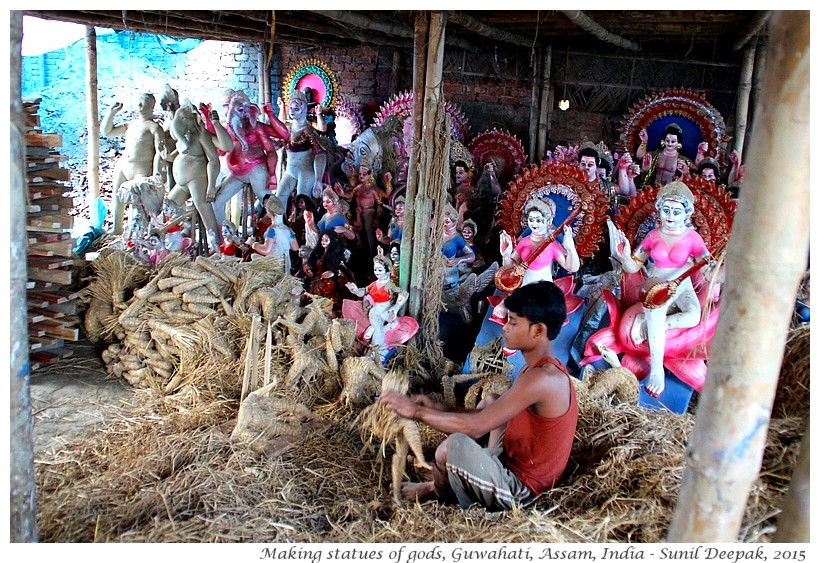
[495,161,610,259]
[619,88,728,167]
[613,174,736,254]
[283,58,339,110]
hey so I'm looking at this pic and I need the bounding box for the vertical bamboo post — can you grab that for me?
[772,421,810,541]
[400,11,428,299]
[748,40,767,155]
[667,11,809,542]
[408,11,446,320]
[10,10,38,543]
[537,44,552,162]
[85,26,100,204]
[732,43,756,161]
[527,47,542,163]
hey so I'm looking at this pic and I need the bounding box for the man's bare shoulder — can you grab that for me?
[515,360,572,415]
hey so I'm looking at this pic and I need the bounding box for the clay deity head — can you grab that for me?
[389,241,400,264]
[373,255,392,280]
[137,93,156,119]
[322,187,341,214]
[288,89,309,121]
[159,84,180,114]
[656,181,695,232]
[524,199,555,238]
[662,123,684,153]
[578,147,600,182]
[461,219,477,244]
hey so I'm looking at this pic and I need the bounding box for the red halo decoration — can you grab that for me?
[614,174,736,254]
[373,91,470,144]
[468,128,527,187]
[619,88,729,166]
[283,58,339,110]
[495,160,610,259]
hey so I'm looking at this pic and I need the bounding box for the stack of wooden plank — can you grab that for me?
[24,98,84,370]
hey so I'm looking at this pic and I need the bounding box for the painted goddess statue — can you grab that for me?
[608,181,714,397]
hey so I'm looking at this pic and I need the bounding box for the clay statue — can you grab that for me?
[208,90,289,227]
[343,254,419,363]
[489,198,581,324]
[606,181,717,398]
[275,90,328,208]
[101,93,165,235]
[246,196,299,273]
[164,101,223,252]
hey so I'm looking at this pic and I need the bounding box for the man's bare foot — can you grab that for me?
[398,481,440,503]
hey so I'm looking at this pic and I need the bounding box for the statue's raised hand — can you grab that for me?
[639,128,649,144]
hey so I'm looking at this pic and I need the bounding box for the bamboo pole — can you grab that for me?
[85,26,100,203]
[732,43,756,162]
[408,11,446,320]
[400,11,428,299]
[10,10,38,543]
[527,47,542,164]
[536,44,553,162]
[772,420,810,541]
[748,40,767,157]
[667,11,809,542]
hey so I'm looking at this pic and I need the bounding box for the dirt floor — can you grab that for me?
[28,339,134,457]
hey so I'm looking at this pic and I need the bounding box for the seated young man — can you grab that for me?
[380,281,578,511]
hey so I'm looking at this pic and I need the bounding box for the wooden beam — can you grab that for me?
[445,10,535,48]
[559,10,641,52]
[667,11,809,542]
[733,10,771,51]
[310,10,477,51]
[311,10,413,39]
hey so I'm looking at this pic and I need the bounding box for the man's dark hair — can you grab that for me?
[504,281,566,341]
[578,147,600,166]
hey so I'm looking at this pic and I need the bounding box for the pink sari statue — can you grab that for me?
[582,181,724,398]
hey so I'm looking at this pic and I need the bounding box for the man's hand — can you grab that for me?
[380,390,430,419]
[111,101,123,113]
[698,141,709,154]
[205,189,217,203]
